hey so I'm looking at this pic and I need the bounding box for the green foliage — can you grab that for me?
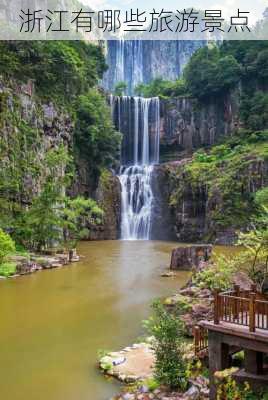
[169,134,268,232]
[0,41,107,107]
[237,225,268,285]
[134,77,188,99]
[193,256,236,291]
[143,377,160,392]
[255,188,268,208]
[62,196,103,248]
[114,81,127,96]
[183,46,241,100]
[146,301,188,390]
[3,140,103,252]
[74,89,121,177]
[240,92,268,131]
[0,41,120,253]
[0,228,15,264]
[0,262,16,277]
[18,182,64,251]
[215,375,255,400]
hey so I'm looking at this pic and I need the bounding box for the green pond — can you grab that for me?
[0,241,233,400]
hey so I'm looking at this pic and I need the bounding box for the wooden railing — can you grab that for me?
[194,325,208,356]
[214,284,268,332]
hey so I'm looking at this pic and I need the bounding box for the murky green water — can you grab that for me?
[0,241,232,400]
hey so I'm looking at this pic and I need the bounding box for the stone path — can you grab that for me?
[100,342,155,382]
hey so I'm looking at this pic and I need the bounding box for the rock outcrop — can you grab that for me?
[170,245,212,270]
[91,171,121,240]
[150,165,177,240]
[0,78,121,240]
[160,93,240,161]
[0,78,73,204]
[152,157,268,244]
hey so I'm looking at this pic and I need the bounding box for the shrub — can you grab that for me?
[215,370,256,400]
[143,377,160,392]
[0,262,16,277]
[193,256,237,291]
[114,81,127,96]
[147,301,188,390]
[0,228,15,264]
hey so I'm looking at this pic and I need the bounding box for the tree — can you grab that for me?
[114,81,127,96]
[62,196,103,248]
[0,41,107,106]
[0,228,15,264]
[21,181,64,251]
[74,89,121,179]
[146,302,188,390]
[134,78,188,98]
[183,47,241,100]
[236,190,268,286]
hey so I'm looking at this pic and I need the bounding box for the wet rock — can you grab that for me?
[161,271,176,277]
[10,252,79,277]
[197,289,212,299]
[192,302,211,318]
[99,342,155,383]
[122,394,135,400]
[182,385,199,400]
[179,287,199,297]
[89,171,121,240]
[170,245,212,270]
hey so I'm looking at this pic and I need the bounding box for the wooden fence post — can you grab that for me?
[214,289,220,325]
[234,284,240,320]
[249,292,256,332]
[251,283,257,293]
[194,326,200,355]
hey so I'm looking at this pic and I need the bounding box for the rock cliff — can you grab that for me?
[159,93,240,161]
[0,78,121,240]
[153,155,268,244]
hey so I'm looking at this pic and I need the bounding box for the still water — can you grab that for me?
[0,241,230,400]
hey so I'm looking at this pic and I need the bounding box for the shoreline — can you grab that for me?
[0,250,80,279]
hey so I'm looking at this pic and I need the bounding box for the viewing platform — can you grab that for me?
[194,284,268,399]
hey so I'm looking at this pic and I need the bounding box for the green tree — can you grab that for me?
[240,92,268,131]
[74,89,121,180]
[0,41,107,107]
[62,196,103,248]
[134,78,187,99]
[114,81,127,96]
[21,181,63,251]
[0,228,15,264]
[147,302,188,390]
[183,47,241,99]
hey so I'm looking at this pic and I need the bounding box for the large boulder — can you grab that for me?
[170,244,212,270]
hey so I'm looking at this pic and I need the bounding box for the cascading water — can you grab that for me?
[103,40,204,95]
[111,96,160,240]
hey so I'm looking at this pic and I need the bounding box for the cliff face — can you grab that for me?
[154,155,268,245]
[150,165,177,240]
[159,93,240,161]
[0,78,121,240]
[92,171,121,240]
[102,40,204,95]
[0,78,73,204]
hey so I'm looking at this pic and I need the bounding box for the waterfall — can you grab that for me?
[103,40,204,95]
[111,96,160,240]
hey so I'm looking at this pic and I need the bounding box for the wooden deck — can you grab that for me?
[194,285,268,399]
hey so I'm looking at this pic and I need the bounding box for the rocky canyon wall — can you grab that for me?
[150,92,268,244]
[152,156,268,245]
[159,92,240,161]
[0,78,121,240]
[102,40,205,95]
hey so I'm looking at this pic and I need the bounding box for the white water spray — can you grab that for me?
[111,96,160,240]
